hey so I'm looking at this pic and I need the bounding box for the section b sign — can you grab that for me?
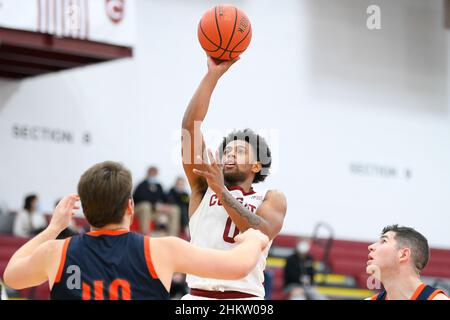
[0,0,136,46]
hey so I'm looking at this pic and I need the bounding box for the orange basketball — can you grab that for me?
[198,4,252,61]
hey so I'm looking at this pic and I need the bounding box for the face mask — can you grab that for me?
[147,177,157,184]
[35,203,43,212]
[297,241,310,255]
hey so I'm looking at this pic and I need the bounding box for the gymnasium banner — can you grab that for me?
[0,0,136,46]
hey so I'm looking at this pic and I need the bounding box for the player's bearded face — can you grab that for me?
[222,141,256,185]
[223,166,247,184]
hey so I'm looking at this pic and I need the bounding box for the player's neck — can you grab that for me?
[225,181,253,193]
[225,176,254,193]
[382,270,422,300]
[90,222,130,232]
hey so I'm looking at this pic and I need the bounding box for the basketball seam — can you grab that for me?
[199,21,222,53]
[214,5,223,48]
[216,6,238,60]
[203,47,246,54]
[228,24,252,60]
[199,28,247,54]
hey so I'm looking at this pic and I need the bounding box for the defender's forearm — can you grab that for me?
[228,238,261,274]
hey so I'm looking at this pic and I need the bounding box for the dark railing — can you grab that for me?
[311,222,334,275]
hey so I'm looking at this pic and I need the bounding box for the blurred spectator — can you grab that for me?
[132,166,180,236]
[152,205,181,237]
[170,273,188,300]
[264,269,274,300]
[151,217,170,238]
[167,176,190,235]
[12,194,47,238]
[0,199,13,234]
[288,286,308,300]
[284,238,315,299]
[0,199,8,216]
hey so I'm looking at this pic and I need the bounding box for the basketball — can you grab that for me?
[197,4,252,61]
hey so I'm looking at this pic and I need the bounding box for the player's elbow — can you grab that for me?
[181,119,190,129]
[181,114,194,130]
[182,114,203,131]
[3,265,22,290]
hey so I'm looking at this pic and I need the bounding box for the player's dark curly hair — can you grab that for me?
[219,128,272,183]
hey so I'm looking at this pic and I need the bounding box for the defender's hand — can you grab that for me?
[48,194,79,233]
[235,229,269,251]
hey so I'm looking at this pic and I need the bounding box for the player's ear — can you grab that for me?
[251,162,262,174]
[398,247,411,263]
[126,197,134,215]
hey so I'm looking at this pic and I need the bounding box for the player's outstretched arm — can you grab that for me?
[182,57,239,215]
[3,195,78,290]
[150,229,268,290]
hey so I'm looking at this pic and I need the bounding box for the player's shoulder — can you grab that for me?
[149,236,191,269]
[42,239,66,252]
[152,236,184,245]
[151,236,188,253]
[34,239,67,264]
[260,190,287,218]
[264,189,287,203]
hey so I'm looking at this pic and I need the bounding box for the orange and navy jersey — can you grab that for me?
[371,283,447,300]
[50,229,169,300]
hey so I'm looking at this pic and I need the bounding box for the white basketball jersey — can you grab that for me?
[186,186,272,298]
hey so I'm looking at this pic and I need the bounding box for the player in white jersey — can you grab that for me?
[181,56,287,300]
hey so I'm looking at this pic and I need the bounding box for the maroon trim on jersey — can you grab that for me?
[190,288,258,299]
[227,186,256,196]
